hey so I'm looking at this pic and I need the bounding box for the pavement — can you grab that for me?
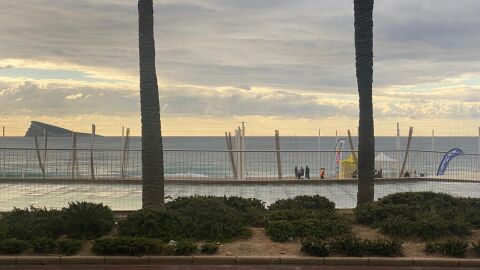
[1,266,479,270]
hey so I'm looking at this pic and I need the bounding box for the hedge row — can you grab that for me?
[301,237,402,257]
[355,192,480,239]
[119,196,264,242]
[265,196,351,242]
[0,202,114,240]
[0,238,83,255]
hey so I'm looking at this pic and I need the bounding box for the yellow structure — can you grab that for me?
[340,154,357,179]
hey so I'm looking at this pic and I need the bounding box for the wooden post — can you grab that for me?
[34,135,45,179]
[396,122,400,151]
[275,130,282,179]
[431,129,435,151]
[399,127,414,177]
[2,126,4,137]
[318,129,321,151]
[71,132,77,178]
[121,128,130,178]
[237,127,243,180]
[90,124,96,180]
[43,129,48,177]
[225,132,237,179]
[241,122,246,179]
[347,129,358,167]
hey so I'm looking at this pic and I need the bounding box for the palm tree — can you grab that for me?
[138,0,165,208]
[354,0,375,205]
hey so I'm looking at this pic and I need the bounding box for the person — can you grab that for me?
[378,168,383,178]
[300,166,305,179]
[413,170,417,177]
[320,168,325,179]
[305,166,310,180]
[294,166,299,179]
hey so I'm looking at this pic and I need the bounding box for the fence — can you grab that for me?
[0,148,480,210]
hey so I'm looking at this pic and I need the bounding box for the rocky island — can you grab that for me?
[25,121,98,137]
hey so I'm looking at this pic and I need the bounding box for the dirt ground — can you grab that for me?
[217,228,302,257]
[216,225,480,258]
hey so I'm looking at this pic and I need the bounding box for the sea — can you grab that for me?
[0,136,479,210]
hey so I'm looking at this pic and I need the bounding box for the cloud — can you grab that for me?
[65,93,84,100]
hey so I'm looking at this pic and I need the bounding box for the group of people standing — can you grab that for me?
[294,166,326,180]
[294,166,309,179]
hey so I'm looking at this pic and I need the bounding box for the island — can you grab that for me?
[25,121,99,137]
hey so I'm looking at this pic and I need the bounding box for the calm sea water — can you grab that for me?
[1,136,479,153]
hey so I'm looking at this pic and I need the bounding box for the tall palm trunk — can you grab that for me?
[354,0,375,206]
[138,0,164,209]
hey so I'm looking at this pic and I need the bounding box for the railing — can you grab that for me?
[0,148,480,210]
[1,148,479,182]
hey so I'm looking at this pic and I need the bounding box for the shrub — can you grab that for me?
[362,239,403,257]
[57,239,83,255]
[174,241,197,255]
[302,237,402,257]
[0,206,63,240]
[301,239,331,257]
[223,196,266,227]
[200,243,219,254]
[265,221,296,242]
[355,192,480,239]
[268,195,335,212]
[119,208,187,241]
[167,196,251,242]
[425,239,468,258]
[93,237,171,256]
[32,237,56,253]
[0,238,30,254]
[266,196,350,242]
[62,201,114,239]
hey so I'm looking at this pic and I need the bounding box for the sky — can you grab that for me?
[1,0,480,136]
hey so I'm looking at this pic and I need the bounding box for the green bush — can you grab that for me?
[32,237,56,253]
[268,195,335,212]
[119,208,187,241]
[121,197,251,242]
[301,239,331,257]
[57,239,83,255]
[355,192,480,239]
[0,207,63,240]
[301,237,402,257]
[200,243,219,254]
[174,241,197,255]
[223,196,266,227]
[93,237,171,256]
[266,196,350,242]
[167,196,251,241]
[265,221,296,242]
[425,239,468,258]
[62,201,114,239]
[0,238,30,254]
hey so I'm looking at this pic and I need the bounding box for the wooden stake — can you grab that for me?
[43,129,47,177]
[225,132,237,179]
[399,127,414,177]
[34,135,45,179]
[347,129,358,167]
[90,124,96,180]
[275,130,282,179]
[71,132,77,178]
[121,128,130,178]
[396,122,400,151]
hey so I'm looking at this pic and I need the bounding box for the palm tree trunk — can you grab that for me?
[138,0,165,209]
[354,0,375,206]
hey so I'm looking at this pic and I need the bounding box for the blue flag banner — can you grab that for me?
[436,148,463,176]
